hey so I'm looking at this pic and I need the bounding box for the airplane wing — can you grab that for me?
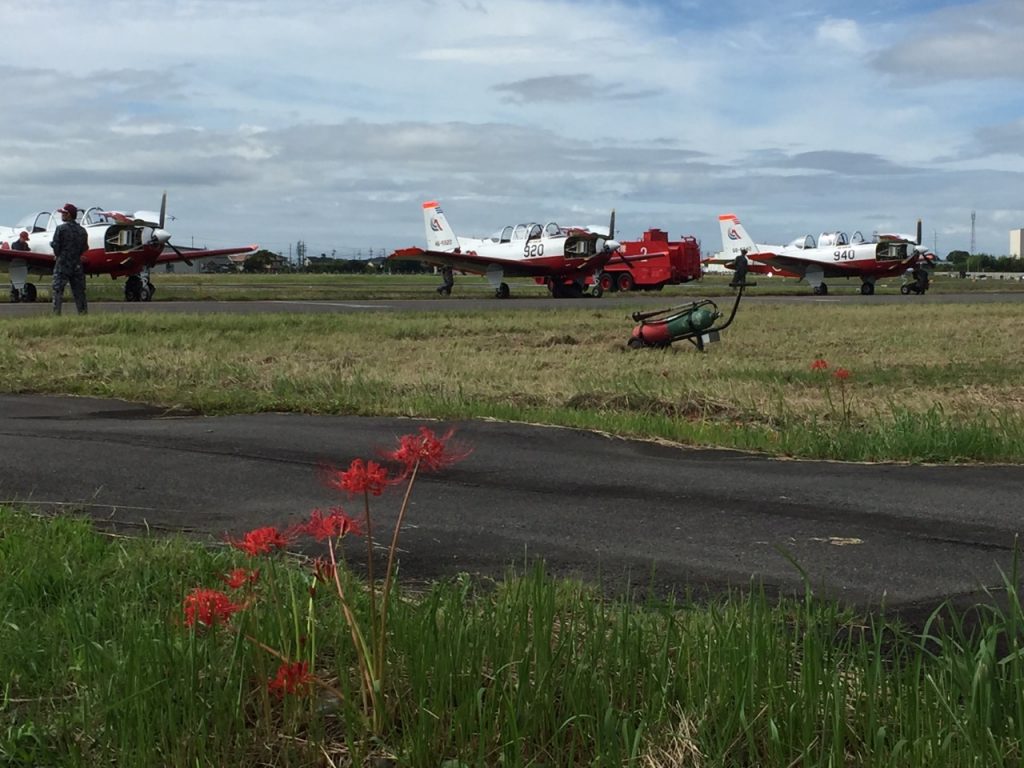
[153,244,259,265]
[0,246,55,270]
[388,246,616,279]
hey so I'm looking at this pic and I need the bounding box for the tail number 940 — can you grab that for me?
[833,249,856,261]
[524,243,545,258]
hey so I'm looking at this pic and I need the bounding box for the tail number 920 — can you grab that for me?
[524,243,545,258]
[833,249,856,261]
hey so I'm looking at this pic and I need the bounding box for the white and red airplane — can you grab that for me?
[389,200,621,298]
[0,193,258,303]
[717,213,934,295]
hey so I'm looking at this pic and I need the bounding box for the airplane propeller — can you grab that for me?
[138,192,193,266]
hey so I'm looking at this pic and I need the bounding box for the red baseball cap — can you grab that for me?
[18,230,29,240]
[57,203,78,217]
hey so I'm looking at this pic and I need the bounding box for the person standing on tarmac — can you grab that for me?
[50,203,89,315]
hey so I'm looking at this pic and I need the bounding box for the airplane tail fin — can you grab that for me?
[718,213,757,259]
[422,201,459,253]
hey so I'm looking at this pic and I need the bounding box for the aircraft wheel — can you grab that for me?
[813,283,828,296]
[900,284,911,295]
[146,281,155,300]
[860,282,874,296]
[23,283,37,302]
[617,272,635,292]
[496,283,510,299]
[590,284,603,298]
[9,287,20,304]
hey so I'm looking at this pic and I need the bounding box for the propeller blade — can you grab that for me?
[169,241,193,266]
[609,209,615,241]
[159,191,167,231]
[916,219,922,246]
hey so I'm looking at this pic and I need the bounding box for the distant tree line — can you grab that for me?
[945,251,1023,272]
[241,250,433,274]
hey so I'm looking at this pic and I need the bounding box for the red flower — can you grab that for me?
[227,526,292,556]
[810,359,829,371]
[385,427,468,475]
[299,507,362,542]
[182,588,242,628]
[268,661,313,698]
[326,458,389,497]
[222,568,260,590]
[833,367,852,380]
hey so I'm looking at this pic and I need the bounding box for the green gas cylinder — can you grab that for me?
[664,306,718,337]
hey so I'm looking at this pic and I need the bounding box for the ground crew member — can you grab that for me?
[730,248,749,287]
[437,265,455,295]
[11,231,31,252]
[50,203,89,315]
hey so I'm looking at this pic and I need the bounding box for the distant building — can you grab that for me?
[1011,229,1024,258]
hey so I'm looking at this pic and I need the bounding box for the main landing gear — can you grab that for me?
[812,283,829,296]
[124,274,155,302]
[495,282,510,299]
[9,283,38,303]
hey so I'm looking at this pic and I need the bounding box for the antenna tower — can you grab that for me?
[970,211,976,255]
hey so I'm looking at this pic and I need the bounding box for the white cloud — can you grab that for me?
[0,0,1021,258]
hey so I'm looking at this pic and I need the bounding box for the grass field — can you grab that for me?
[5,269,1024,303]
[4,506,1024,767]
[2,296,1022,462]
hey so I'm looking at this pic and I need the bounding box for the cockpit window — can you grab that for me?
[544,222,562,237]
[527,224,542,240]
[512,224,528,240]
[500,226,513,243]
[83,207,113,226]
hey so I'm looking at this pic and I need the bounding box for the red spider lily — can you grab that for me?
[222,568,260,590]
[182,588,242,628]
[227,526,292,556]
[833,367,852,380]
[326,458,390,497]
[810,359,829,371]
[268,661,313,698]
[300,507,363,542]
[385,426,468,475]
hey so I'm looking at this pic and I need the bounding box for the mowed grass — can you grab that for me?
[5,507,1024,767]
[2,299,1023,462]
[5,269,1024,302]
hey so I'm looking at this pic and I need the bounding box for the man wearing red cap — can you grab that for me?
[11,231,31,252]
[49,203,89,315]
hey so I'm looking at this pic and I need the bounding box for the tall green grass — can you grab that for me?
[3,507,1024,766]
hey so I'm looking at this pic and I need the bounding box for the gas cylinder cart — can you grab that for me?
[627,282,750,350]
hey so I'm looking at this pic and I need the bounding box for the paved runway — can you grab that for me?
[2,395,1021,624]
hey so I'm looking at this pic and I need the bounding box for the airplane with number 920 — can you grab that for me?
[389,200,621,298]
[0,192,258,303]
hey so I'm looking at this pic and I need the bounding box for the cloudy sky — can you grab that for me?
[1,0,1022,258]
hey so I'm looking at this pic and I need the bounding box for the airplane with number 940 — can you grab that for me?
[718,212,934,295]
[0,192,258,303]
[389,200,621,298]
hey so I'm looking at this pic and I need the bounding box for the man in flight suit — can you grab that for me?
[50,203,89,315]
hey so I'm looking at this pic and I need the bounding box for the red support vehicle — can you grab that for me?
[592,228,702,295]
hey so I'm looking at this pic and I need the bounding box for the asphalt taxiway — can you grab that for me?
[2,394,1020,623]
